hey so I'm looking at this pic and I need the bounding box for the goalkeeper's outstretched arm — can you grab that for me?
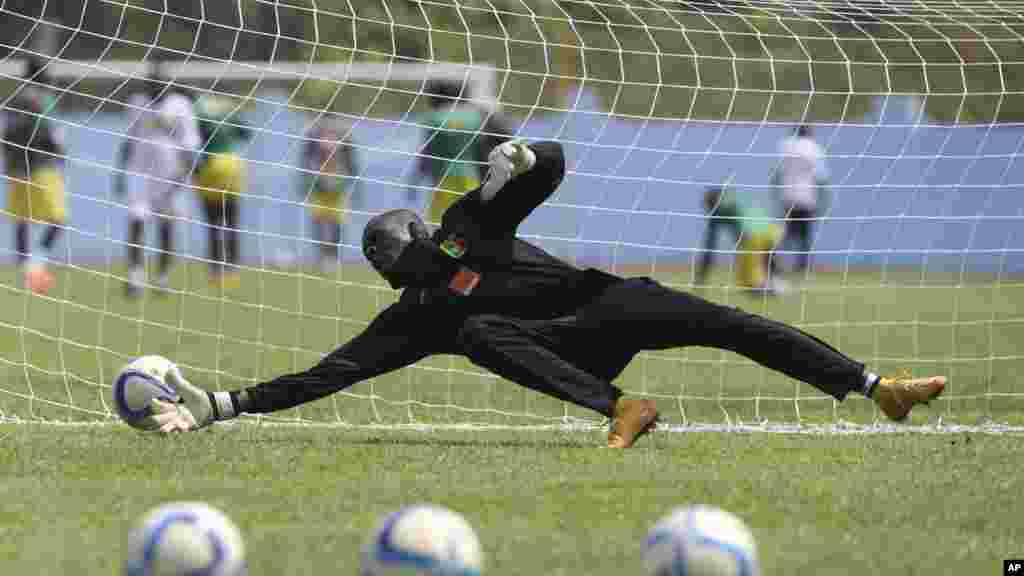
[154,302,441,431]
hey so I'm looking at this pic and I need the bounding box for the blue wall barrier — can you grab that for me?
[4,91,1023,274]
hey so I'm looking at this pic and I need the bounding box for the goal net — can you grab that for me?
[2,0,1023,431]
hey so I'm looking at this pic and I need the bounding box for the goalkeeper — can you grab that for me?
[153,141,946,448]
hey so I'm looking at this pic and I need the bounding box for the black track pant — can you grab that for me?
[457,278,866,417]
[784,206,815,272]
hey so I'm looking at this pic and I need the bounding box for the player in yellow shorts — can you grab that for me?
[697,184,785,295]
[301,117,360,272]
[430,174,479,225]
[410,79,510,225]
[3,64,66,295]
[194,96,251,289]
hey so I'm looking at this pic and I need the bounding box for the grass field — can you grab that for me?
[1,262,1023,574]
[2,425,1022,575]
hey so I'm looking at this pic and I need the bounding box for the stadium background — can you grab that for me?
[2,90,1022,274]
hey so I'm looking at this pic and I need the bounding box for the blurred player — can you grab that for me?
[3,59,66,295]
[773,125,829,273]
[300,116,359,272]
[410,79,511,225]
[193,94,251,289]
[697,184,784,294]
[151,141,946,449]
[115,72,201,298]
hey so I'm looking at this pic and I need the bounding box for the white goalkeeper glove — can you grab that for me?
[480,140,536,202]
[149,364,216,433]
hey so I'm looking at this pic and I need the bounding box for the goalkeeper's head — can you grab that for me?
[362,209,432,288]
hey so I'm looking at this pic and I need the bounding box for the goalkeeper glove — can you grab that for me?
[480,141,536,202]
[149,363,233,433]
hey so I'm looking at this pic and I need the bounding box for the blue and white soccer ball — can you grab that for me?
[125,501,246,576]
[642,505,759,576]
[361,504,483,576]
[112,355,179,430]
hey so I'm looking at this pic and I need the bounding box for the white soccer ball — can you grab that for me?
[112,355,179,430]
[125,502,246,576]
[642,505,759,576]
[361,504,483,576]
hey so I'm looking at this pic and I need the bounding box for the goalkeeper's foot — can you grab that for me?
[607,398,659,449]
[872,374,946,422]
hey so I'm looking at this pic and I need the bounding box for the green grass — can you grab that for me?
[1,426,1021,575]
[1,264,1023,574]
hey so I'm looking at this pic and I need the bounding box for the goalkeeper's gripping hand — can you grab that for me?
[149,364,219,433]
[480,141,536,202]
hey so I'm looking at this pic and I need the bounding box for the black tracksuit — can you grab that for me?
[241,142,867,418]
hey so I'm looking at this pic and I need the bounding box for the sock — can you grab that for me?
[863,372,880,398]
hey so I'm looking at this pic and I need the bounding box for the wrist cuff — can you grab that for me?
[211,391,237,420]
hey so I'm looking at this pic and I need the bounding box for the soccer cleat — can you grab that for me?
[125,266,145,299]
[124,282,142,299]
[24,264,55,295]
[872,374,947,422]
[607,398,659,449]
[209,272,241,291]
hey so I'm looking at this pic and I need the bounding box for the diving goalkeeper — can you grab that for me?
[152,141,946,448]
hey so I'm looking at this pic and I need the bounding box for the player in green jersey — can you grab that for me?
[697,184,785,294]
[193,95,251,289]
[412,80,511,225]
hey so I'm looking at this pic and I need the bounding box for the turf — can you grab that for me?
[0,263,1022,574]
[1,425,1021,575]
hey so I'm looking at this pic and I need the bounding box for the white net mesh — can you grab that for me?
[1,0,1023,430]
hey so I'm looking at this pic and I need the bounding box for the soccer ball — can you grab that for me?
[112,355,179,430]
[642,505,759,576]
[361,504,483,576]
[125,501,246,576]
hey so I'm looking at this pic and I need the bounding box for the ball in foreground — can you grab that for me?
[125,501,246,576]
[362,504,483,576]
[642,505,758,576]
[112,355,179,430]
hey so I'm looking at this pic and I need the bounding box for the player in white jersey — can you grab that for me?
[115,73,201,297]
[774,125,829,273]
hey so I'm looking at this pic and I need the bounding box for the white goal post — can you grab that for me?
[0,59,501,112]
[2,1,1024,434]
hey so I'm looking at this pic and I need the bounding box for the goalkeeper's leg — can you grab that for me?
[577,278,944,416]
[457,314,658,448]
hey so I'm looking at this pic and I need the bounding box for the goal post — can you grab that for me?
[0,59,501,113]
[2,1,1024,432]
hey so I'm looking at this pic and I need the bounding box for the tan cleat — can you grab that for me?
[607,398,659,448]
[872,374,947,422]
